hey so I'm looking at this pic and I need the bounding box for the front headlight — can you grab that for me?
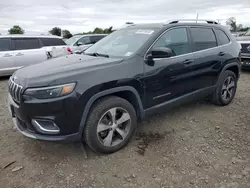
[24,83,76,99]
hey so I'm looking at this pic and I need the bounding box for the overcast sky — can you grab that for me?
[0,0,250,35]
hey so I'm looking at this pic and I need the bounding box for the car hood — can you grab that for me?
[236,36,250,42]
[14,54,123,87]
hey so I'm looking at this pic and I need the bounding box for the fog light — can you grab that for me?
[32,119,60,134]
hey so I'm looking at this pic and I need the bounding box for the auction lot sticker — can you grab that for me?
[136,30,154,35]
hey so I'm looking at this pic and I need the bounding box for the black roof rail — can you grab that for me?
[165,19,219,25]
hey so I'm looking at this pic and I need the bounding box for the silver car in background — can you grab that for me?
[0,35,70,76]
[236,29,250,69]
[65,34,107,53]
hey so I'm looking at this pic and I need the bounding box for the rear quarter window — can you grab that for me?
[214,29,230,45]
[40,38,66,46]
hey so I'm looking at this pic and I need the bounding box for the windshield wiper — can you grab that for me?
[85,52,109,58]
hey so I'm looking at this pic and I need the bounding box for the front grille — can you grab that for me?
[8,77,23,103]
[241,43,250,54]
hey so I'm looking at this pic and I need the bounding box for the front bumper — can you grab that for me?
[8,93,82,142]
[241,53,250,68]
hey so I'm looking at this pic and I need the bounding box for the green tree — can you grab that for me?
[103,26,113,34]
[62,30,72,39]
[93,27,104,34]
[84,26,113,34]
[8,25,25,34]
[49,27,61,36]
[226,17,242,32]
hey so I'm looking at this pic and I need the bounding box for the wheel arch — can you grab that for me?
[78,86,145,135]
[217,62,240,85]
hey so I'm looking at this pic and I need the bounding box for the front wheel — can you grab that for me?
[83,96,137,154]
[211,70,237,106]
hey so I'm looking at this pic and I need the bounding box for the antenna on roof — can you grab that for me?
[196,14,199,23]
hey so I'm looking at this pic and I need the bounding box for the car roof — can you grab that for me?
[0,35,63,39]
[121,21,227,30]
[73,34,108,37]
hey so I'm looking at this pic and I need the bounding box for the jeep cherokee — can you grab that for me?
[8,19,241,154]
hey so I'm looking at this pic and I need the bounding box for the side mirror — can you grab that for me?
[77,41,83,46]
[151,47,173,59]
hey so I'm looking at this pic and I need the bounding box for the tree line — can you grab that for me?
[7,25,117,39]
[6,18,249,37]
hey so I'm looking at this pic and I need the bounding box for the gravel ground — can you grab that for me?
[0,72,250,188]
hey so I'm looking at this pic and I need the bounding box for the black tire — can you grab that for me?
[211,70,237,106]
[83,96,137,154]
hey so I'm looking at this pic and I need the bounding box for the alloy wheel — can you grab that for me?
[97,107,131,147]
[221,76,236,101]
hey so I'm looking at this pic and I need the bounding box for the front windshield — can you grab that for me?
[65,35,83,45]
[245,29,250,36]
[85,28,155,57]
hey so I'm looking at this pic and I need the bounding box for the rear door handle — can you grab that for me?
[218,52,226,56]
[182,59,194,65]
[3,53,12,57]
[16,53,24,56]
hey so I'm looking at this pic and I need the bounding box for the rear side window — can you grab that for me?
[40,38,66,46]
[214,29,230,45]
[0,38,11,51]
[13,38,41,50]
[190,28,217,51]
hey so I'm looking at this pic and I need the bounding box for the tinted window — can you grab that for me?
[215,29,230,45]
[152,28,190,56]
[0,38,11,51]
[13,38,41,50]
[40,38,65,46]
[190,28,217,51]
[90,36,105,43]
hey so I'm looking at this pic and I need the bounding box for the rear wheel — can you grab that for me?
[83,96,137,154]
[211,70,237,106]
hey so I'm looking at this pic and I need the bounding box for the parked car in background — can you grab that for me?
[0,35,70,76]
[8,19,241,154]
[236,29,250,69]
[65,34,107,53]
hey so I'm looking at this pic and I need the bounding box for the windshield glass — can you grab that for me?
[65,35,83,45]
[245,29,250,36]
[85,28,155,57]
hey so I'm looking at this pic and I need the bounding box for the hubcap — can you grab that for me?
[97,107,131,147]
[221,76,235,101]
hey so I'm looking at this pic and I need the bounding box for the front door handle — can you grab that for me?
[3,53,12,57]
[16,53,24,56]
[218,52,226,56]
[182,59,194,65]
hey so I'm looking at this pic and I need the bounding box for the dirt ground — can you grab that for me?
[0,72,250,188]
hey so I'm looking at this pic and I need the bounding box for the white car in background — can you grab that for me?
[0,35,70,76]
[65,34,107,53]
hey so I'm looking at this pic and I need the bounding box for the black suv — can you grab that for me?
[8,19,241,154]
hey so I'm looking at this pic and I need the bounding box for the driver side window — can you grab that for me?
[76,36,91,45]
[152,28,191,56]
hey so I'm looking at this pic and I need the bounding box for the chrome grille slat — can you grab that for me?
[241,44,250,54]
[8,77,23,103]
